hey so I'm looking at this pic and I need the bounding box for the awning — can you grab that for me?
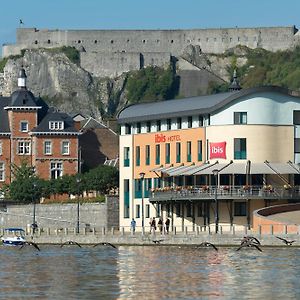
[265,162,300,174]
[167,163,196,176]
[163,164,187,176]
[219,163,247,174]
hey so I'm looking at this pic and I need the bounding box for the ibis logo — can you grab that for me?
[210,142,226,159]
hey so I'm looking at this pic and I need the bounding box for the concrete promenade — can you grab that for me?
[15,227,300,247]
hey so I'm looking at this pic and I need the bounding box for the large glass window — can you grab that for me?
[124,147,130,167]
[176,142,181,163]
[44,141,52,155]
[234,138,247,159]
[17,141,31,155]
[50,162,63,179]
[134,179,142,198]
[187,141,192,162]
[124,179,130,218]
[295,138,300,153]
[165,143,170,164]
[145,145,150,165]
[293,111,300,125]
[155,144,160,165]
[135,146,140,166]
[197,140,203,161]
[125,124,131,134]
[234,112,247,124]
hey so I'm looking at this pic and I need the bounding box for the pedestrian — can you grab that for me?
[150,217,156,233]
[158,217,163,234]
[165,218,170,234]
[130,218,136,233]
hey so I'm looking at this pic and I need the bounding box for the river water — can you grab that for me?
[0,245,299,299]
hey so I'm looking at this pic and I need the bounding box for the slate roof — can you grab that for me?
[117,86,300,124]
[0,97,10,134]
[10,88,39,107]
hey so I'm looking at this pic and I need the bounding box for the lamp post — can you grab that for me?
[139,172,145,229]
[32,182,37,234]
[76,176,81,234]
[212,169,219,234]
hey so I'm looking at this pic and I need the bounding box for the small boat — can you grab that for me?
[1,228,26,246]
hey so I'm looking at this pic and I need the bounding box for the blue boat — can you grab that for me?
[1,228,26,246]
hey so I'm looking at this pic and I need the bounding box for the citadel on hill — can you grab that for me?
[3,26,300,78]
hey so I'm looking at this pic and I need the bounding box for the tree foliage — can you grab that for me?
[126,66,179,103]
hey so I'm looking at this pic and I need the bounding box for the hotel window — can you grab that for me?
[187,141,192,162]
[20,121,28,132]
[124,147,130,167]
[188,116,193,128]
[146,121,151,133]
[167,119,171,130]
[234,112,247,124]
[135,146,140,166]
[156,120,161,131]
[234,202,247,216]
[145,178,152,198]
[0,162,4,181]
[17,141,31,155]
[136,122,141,134]
[234,138,247,159]
[165,143,170,164]
[177,117,182,129]
[124,179,130,218]
[49,121,64,130]
[197,140,203,161]
[176,142,181,163]
[125,123,131,134]
[154,177,162,188]
[156,204,161,218]
[0,141,2,155]
[155,144,160,165]
[199,116,203,127]
[294,138,300,153]
[145,145,150,165]
[61,141,70,155]
[44,141,52,155]
[293,110,300,125]
[50,162,63,179]
[136,205,140,218]
[146,204,150,218]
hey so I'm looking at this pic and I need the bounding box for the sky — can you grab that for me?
[1,0,300,57]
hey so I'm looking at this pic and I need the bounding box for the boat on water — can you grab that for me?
[1,228,26,246]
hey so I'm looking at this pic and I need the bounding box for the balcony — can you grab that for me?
[149,185,300,202]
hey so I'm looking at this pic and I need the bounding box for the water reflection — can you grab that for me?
[0,245,300,299]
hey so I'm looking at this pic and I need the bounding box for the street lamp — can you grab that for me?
[212,169,219,234]
[76,176,81,234]
[32,182,37,234]
[139,172,145,229]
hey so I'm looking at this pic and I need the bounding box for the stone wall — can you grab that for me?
[0,196,119,230]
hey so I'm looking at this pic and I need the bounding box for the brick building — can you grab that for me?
[0,68,80,186]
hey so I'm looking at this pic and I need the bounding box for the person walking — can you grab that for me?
[130,218,136,233]
[165,218,170,234]
[158,217,163,234]
[150,217,156,234]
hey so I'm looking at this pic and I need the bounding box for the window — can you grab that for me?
[20,121,28,132]
[124,179,130,218]
[166,204,172,217]
[199,116,203,127]
[197,140,203,161]
[44,141,52,155]
[177,118,182,129]
[146,204,150,218]
[295,138,300,153]
[188,116,193,128]
[176,203,181,217]
[234,202,247,216]
[135,146,140,166]
[136,122,141,134]
[167,119,171,130]
[0,141,2,155]
[136,205,140,218]
[0,162,4,181]
[156,120,161,131]
[146,121,151,133]
[134,179,142,198]
[187,141,192,162]
[17,141,31,155]
[49,121,64,130]
[155,144,160,165]
[154,177,162,188]
[234,112,247,124]
[176,142,181,163]
[125,124,131,134]
[165,143,170,164]
[293,111,300,125]
[145,145,150,165]
[207,115,211,126]
[50,162,63,179]
[156,204,161,218]
[124,147,130,167]
[61,141,70,155]
[234,138,247,159]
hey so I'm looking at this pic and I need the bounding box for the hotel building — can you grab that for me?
[117,82,300,232]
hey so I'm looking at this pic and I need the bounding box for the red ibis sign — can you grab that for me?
[210,142,226,159]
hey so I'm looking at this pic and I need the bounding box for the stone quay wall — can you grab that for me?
[3,26,300,77]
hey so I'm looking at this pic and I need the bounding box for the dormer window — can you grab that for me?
[20,121,29,132]
[49,121,64,130]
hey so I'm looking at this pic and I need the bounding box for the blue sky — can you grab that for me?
[1,0,300,57]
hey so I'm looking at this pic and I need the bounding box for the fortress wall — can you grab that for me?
[80,52,141,77]
[11,27,297,57]
[142,52,171,68]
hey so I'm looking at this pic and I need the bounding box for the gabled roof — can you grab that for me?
[117,86,300,124]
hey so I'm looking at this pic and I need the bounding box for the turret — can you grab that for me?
[228,70,241,92]
[17,68,27,89]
